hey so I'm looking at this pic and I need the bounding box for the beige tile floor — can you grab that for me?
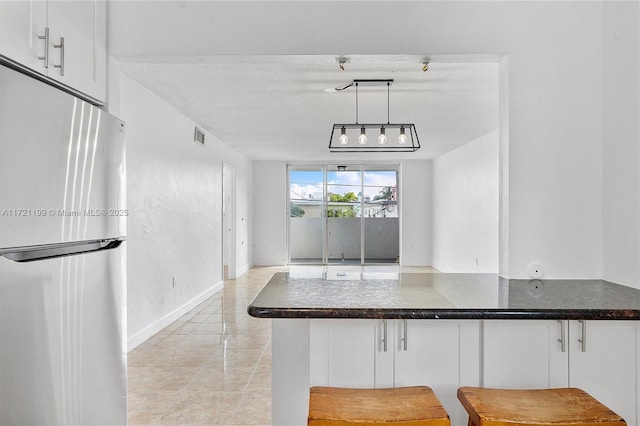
[127,265,437,425]
[127,266,286,425]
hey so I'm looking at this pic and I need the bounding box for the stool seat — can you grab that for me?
[457,387,626,426]
[308,386,450,426]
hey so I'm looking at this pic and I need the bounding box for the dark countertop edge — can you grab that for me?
[247,305,640,320]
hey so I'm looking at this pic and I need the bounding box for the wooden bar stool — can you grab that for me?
[457,387,626,426]
[308,386,450,426]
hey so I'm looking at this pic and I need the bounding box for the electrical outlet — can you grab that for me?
[527,261,545,279]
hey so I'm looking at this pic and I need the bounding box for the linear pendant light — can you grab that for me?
[328,79,420,153]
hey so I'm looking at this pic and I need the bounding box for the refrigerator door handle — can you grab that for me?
[0,238,123,262]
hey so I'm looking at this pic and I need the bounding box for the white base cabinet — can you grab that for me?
[272,319,639,426]
[568,321,640,426]
[394,320,481,425]
[309,319,481,426]
[483,320,640,425]
[482,320,569,389]
[309,319,393,389]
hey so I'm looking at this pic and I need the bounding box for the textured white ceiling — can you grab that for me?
[119,56,499,161]
[109,1,501,161]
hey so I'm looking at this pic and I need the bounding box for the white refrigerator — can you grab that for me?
[0,64,127,425]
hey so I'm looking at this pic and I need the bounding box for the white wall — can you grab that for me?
[601,2,640,289]
[109,62,252,349]
[108,2,640,284]
[400,161,433,266]
[234,163,253,276]
[433,130,499,273]
[498,56,510,278]
[497,3,603,279]
[109,1,637,280]
[253,161,287,265]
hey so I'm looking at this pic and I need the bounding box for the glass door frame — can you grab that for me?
[287,163,400,265]
[326,165,364,265]
[287,164,327,264]
[362,166,400,264]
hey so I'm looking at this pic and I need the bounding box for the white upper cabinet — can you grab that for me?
[0,1,48,72]
[47,0,106,102]
[0,0,106,103]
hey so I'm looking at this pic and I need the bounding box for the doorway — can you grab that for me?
[222,163,236,279]
[288,164,399,265]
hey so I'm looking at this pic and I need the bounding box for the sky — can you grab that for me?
[290,170,397,200]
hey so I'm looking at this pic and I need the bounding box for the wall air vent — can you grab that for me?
[194,127,205,145]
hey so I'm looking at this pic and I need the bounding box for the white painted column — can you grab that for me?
[272,319,310,426]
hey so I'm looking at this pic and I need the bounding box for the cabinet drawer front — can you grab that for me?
[569,321,639,426]
[310,319,394,389]
[482,320,568,389]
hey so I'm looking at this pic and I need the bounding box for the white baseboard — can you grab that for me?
[127,281,224,352]
[236,262,252,278]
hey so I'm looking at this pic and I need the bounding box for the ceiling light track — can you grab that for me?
[324,78,394,93]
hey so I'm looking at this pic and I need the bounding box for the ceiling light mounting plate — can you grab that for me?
[324,79,393,93]
[353,79,393,87]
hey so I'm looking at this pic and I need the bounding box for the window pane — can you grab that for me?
[287,165,400,265]
[290,169,323,218]
[326,169,361,263]
[364,170,399,264]
[363,170,398,218]
[327,170,361,218]
[289,167,323,263]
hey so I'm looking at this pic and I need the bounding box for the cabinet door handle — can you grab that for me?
[382,320,388,352]
[53,37,65,76]
[402,319,408,351]
[557,320,566,352]
[578,320,587,352]
[37,27,49,68]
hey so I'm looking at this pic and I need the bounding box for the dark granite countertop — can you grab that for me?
[247,272,640,320]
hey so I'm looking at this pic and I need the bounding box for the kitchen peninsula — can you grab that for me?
[248,271,640,426]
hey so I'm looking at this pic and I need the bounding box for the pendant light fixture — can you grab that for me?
[398,126,408,144]
[378,126,387,145]
[339,127,348,145]
[328,79,420,152]
[358,127,367,144]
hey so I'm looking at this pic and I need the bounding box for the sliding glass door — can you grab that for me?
[326,166,362,264]
[288,166,324,264]
[288,164,399,265]
[363,169,399,264]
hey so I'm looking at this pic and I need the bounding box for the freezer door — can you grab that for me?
[0,65,125,248]
[0,243,127,425]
